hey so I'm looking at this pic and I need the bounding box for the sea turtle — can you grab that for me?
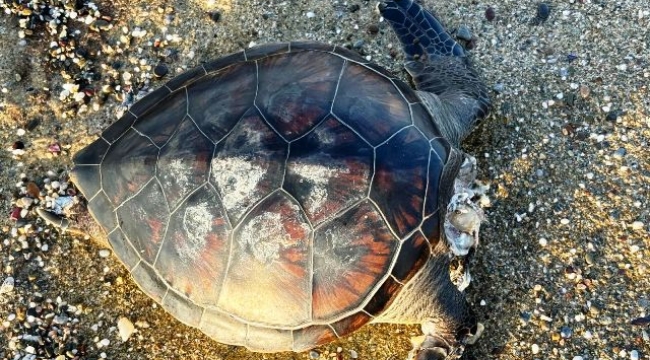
[38,0,491,358]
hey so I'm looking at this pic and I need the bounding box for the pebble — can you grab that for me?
[98,249,111,258]
[117,317,136,341]
[1,276,15,294]
[630,350,639,360]
[154,64,169,78]
[560,218,570,225]
[560,326,573,338]
[485,7,496,21]
[309,350,319,359]
[209,11,221,22]
[531,343,540,354]
[350,350,358,358]
[306,11,316,18]
[613,147,627,158]
[456,25,472,41]
[536,3,551,22]
[631,221,644,230]
[573,357,584,360]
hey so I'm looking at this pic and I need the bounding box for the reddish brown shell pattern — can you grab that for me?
[70,42,452,351]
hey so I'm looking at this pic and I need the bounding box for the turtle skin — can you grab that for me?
[71,41,455,352]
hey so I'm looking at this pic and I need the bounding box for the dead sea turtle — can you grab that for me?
[38,0,490,358]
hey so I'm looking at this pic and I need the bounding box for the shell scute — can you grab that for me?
[244,42,290,61]
[73,137,109,165]
[312,200,398,320]
[187,61,257,143]
[203,51,246,73]
[412,102,442,140]
[70,165,101,200]
[166,65,206,91]
[115,180,168,264]
[363,276,402,316]
[87,190,117,232]
[330,311,372,338]
[131,262,168,303]
[292,324,337,352]
[371,127,430,238]
[156,184,231,306]
[332,62,411,146]
[133,88,186,147]
[284,116,373,226]
[162,290,204,328]
[219,191,312,327]
[157,117,214,210]
[101,112,136,144]
[256,51,343,140]
[101,129,158,206]
[107,228,140,270]
[290,41,336,53]
[391,231,430,282]
[128,85,172,119]
[210,107,287,224]
[246,325,293,352]
[200,309,246,346]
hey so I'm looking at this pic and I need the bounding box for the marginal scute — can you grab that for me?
[391,231,431,282]
[332,62,411,145]
[156,184,231,306]
[245,42,290,61]
[162,290,204,327]
[70,165,101,200]
[200,308,246,346]
[101,129,158,206]
[131,262,168,303]
[421,213,441,248]
[256,51,343,140]
[166,65,206,91]
[219,191,312,327]
[412,102,442,140]
[203,51,246,73]
[371,127,430,238]
[312,200,398,320]
[128,85,172,118]
[116,180,169,264]
[290,41,335,53]
[292,324,338,352]
[284,116,373,225]
[210,107,287,223]
[157,117,214,210]
[246,325,292,352]
[187,62,257,143]
[101,112,136,144]
[425,148,443,216]
[330,311,372,338]
[133,88,187,147]
[363,276,402,316]
[87,190,117,233]
[107,228,140,270]
[73,138,109,165]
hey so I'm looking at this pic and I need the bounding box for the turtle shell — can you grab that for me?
[71,41,454,352]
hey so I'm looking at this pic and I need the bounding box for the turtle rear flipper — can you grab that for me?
[379,0,490,145]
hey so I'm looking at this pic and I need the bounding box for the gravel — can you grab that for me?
[1,0,649,359]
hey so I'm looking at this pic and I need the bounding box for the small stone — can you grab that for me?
[153,64,169,78]
[539,238,548,247]
[1,276,15,294]
[585,252,595,265]
[536,3,551,22]
[560,326,572,338]
[560,218,570,225]
[12,141,25,150]
[613,147,626,158]
[573,357,584,360]
[367,24,379,35]
[485,7,496,21]
[349,350,358,359]
[579,85,590,98]
[531,343,540,354]
[306,11,316,18]
[348,4,360,13]
[17,128,26,136]
[309,350,320,359]
[209,11,221,22]
[117,317,136,341]
[456,25,472,41]
[631,221,644,230]
[99,249,111,258]
[91,19,112,32]
[25,345,36,354]
[99,338,110,347]
[630,350,639,360]
[353,39,365,49]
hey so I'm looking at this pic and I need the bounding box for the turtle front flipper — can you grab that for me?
[379,0,490,146]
